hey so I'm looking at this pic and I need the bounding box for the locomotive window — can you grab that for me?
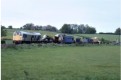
[31,35,34,38]
[23,34,27,38]
[37,36,40,40]
[31,35,34,41]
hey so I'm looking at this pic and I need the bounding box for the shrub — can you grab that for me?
[1,40,6,44]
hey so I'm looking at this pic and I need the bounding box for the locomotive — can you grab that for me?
[13,31,41,44]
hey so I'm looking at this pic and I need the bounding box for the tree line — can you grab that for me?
[20,23,58,32]
[60,24,96,34]
[21,23,97,34]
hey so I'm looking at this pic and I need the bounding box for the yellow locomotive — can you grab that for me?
[13,31,41,44]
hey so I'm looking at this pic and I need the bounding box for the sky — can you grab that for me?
[1,0,121,33]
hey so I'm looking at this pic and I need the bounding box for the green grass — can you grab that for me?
[4,29,120,42]
[73,34,120,41]
[1,45,120,80]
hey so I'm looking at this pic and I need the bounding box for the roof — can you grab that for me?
[63,35,74,38]
[14,31,41,35]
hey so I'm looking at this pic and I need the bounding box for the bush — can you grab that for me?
[100,38,111,44]
[1,40,6,44]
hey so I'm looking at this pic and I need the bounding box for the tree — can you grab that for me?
[89,27,96,34]
[60,24,96,34]
[42,25,58,32]
[22,23,34,30]
[34,25,42,30]
[114,28,121,35]
[46,25,52,31]
[1,25,6,29]
[85,25,96,34]
[8,25,13,29]
[51,27,57,32]
[20,27,23,29]
[1,25,7,37]
[70,24,78,34]
[78,24,85,33]
[60,24,72,34]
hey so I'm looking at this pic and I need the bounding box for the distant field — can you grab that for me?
[73,34,120,41]
[1,45,120,80]
[4,29,120,41]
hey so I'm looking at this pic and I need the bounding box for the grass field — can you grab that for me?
[1,29,120,80]
[4,29,120,41]
[1,45,120,80]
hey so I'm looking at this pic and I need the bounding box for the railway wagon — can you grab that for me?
[13,31,41,44]
[63,35,75,44]
[53,34,74,44]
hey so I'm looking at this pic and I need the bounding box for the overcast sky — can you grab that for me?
[1,0,121,32]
